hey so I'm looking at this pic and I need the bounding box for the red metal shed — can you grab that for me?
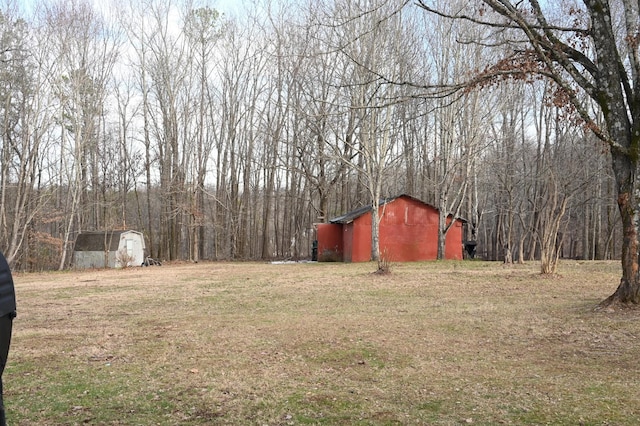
[316,195,464,262]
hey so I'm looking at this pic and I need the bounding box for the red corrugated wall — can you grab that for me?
[380,197,437,261]
[444,220,464,260]
[318,196,464,262]
[316,223,343,261]
[349,217,372,262]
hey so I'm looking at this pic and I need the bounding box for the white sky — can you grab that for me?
[18,0,242,20]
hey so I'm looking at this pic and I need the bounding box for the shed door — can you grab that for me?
[126,239,134,256]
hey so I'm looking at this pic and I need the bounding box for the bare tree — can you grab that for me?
[0,6,55,266]
[138,0,192,261]
[183,6,224,262]
[289,2,351,226]
[418,0,640,305]
[119,0,160,258]
[43,0,119,269]
[112,72,144,232]
[413,1,490,260]
[331,0,411,261]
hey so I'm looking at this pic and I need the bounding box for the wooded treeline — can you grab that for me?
[0,0,619,270]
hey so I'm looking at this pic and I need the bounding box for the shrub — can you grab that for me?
[319,249,342,262]
[116,249,136,268]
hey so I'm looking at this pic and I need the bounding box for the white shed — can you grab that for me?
[73,230,146,269]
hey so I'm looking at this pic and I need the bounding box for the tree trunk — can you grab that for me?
[600,158,640,305]
[371,202,380,262]
[437,208,446,260]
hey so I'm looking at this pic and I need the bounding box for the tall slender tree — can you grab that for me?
[44,0,118,269]
[183,6,224,262]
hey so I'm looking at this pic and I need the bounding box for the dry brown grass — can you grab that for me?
[6,260,640,425]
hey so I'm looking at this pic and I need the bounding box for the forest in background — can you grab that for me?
[0,0,620,270]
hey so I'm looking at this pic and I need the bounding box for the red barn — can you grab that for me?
[316,194,465,262]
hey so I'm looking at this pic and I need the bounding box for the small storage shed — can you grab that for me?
[74,230,146,269]
[316,194,464,262]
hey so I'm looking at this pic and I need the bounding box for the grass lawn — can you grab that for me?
[6,260,639,425]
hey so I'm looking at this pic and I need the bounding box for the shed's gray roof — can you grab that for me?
[330,203,378,224]
[74,231,135,251]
